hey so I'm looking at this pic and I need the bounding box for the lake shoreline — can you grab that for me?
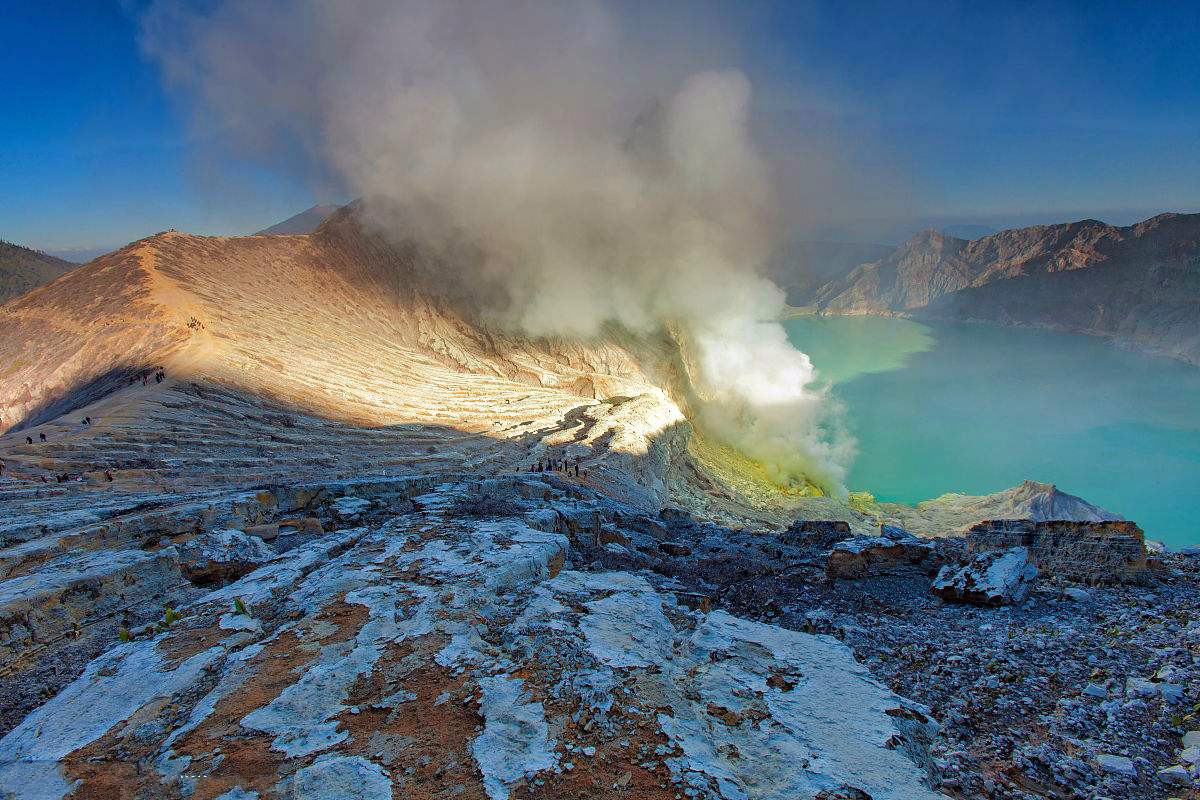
[781,306,1200,368]
[783,315,1200,548]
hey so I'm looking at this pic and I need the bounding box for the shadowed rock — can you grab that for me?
[826,525,936,580]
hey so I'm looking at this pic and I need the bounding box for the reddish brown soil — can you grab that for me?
[336,636,489,800]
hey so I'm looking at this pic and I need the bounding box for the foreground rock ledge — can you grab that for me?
[0,478,943,800]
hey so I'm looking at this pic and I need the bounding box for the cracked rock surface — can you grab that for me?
[0,476,944,800]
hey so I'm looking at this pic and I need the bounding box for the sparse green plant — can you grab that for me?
[163,606,181,626]
[233,597,251,617]
[118,627,132,643]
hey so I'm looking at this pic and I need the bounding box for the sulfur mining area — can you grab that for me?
[1,206,1197,800]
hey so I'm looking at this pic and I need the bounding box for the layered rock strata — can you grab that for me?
[966,519,1149,584]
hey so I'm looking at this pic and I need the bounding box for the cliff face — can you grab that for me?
[0,240,76,303]
[811,213,1200,364]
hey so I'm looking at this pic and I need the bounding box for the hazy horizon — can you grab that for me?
[25,203,1198,264]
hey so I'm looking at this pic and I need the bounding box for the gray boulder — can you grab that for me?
[1095,753,1137,778]
[330,496,372,524]
[175,529,276,584]
[932,546,1038,606]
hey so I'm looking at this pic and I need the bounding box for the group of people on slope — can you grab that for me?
[129,367,166,387]
[531,457,587,479]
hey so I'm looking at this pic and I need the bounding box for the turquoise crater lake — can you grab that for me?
[784,315,1200,549]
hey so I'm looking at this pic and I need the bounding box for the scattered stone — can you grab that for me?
[1095,753,1137,778]
[1126,677,1159,699]
[277,516,324,536]
[1160,683,1185,704]
[1157,764,1191,786]
[243,523,281,541]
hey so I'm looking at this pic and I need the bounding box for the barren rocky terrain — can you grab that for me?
[1,209,1196,799]
[0,241,75,305]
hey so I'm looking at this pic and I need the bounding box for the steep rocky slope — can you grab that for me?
[0,207,1134,529]
[254,204,341,235]
[0,206,836,525]
[0,240,75,303]
[809,213,1200,364]
[767,240,894,307]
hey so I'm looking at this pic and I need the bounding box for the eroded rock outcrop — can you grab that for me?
[877,480,1121,539]
[966,519,1149,584]
[0,548,189,676]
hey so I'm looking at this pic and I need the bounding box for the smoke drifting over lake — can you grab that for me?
[142,0,854,494]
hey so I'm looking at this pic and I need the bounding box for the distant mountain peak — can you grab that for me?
[255,204,341,236]
[810,210,1200,365]
[913,228,959,244]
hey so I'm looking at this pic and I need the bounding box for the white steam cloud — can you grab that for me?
[142,0,854,495]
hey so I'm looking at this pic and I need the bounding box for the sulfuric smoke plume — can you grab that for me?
[141,0,854,495]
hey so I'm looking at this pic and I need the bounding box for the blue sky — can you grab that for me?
[1,1,1197,252]
[0,3,315,252]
